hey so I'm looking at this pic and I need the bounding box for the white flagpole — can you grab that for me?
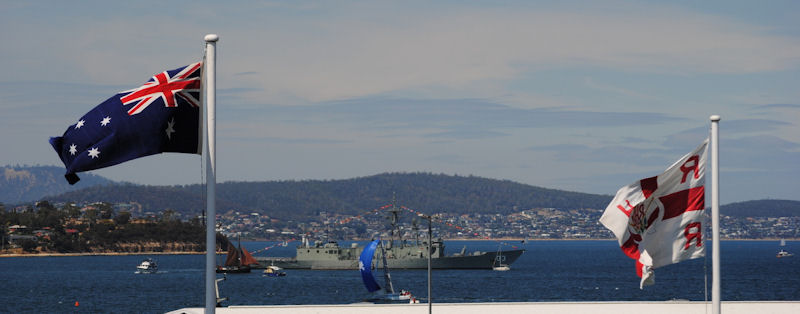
[204,33,219,314]
[710,115,721,314]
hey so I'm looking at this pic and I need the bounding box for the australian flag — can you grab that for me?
[50,62,203,184]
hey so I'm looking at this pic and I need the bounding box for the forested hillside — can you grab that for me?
[13,167,799,221]
[721,199,800,218]
[45,172,613,219]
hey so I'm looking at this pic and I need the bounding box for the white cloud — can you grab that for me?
[8,2,796,105]
[211,3,800,105]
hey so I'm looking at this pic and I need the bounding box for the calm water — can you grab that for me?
[1,240,798,313]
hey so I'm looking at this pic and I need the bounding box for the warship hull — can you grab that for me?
[254,239,525,270]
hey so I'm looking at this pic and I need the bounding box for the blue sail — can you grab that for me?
[359,239,381,293]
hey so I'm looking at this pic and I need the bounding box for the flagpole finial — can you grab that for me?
[204,34,219,42]
[710,115,720,122]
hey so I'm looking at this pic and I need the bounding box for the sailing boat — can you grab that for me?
[492,246,510,271]
[359,239,413,302]
[777,239,794,258]
[217,236,259,273]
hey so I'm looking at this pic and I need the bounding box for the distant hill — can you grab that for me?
[721,199,800,218]
[44,172,613,219]
[15,167,800,221]
[0,165,114,204]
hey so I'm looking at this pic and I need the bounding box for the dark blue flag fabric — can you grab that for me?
[50,62,203,184]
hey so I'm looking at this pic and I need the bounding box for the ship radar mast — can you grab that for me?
[388,192,402,248]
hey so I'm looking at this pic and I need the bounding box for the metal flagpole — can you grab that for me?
[710,115,721,314]
[417,213,433,314]
[428,215,432,314]
[204,33,219,314]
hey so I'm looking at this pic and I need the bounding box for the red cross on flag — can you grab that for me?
[600,138,709,288]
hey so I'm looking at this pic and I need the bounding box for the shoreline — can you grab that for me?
[440,237,800,242]
[0,251,210,258]
[247,237,799,242]
[4,238,794,258]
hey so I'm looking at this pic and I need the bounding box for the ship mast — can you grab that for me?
[412,216,420,246]
[388,193,401,248]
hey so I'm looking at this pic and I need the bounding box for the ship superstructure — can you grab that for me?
[256,202,525,270]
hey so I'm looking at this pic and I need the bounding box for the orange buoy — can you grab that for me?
[74,301,79,307]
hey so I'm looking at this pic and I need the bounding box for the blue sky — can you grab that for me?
[1,1,798,204]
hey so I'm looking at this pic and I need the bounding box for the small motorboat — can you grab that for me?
[263,265,286,277]
[136,258,158,274]
[777,249,794,258]
[777,239,794,258]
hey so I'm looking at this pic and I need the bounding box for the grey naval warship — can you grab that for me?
[255,237,524,270]
[255,204,525,270]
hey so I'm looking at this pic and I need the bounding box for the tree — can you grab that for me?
[161,209,176,222]
[64,203,82,219]
[19,239,38,253]
[35,201,56,211]
[35,201,62,229]
[114,211,131,225]
[99,203,114,220]
[84,208,98,225]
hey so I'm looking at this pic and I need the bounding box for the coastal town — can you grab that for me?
[216,206,800,241]
[3,201,798,254]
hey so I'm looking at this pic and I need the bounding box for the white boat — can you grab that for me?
[493,265,511,271]
[263,265,286,277]
[777,250,793,258]
[493,247,510,271]
[136,258,158,273]
[777,239,793,258]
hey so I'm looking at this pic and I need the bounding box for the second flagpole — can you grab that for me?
[710,115,721,314]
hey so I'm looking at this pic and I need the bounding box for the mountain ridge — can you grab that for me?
[43,172,614,220]
[4,166,799,220]
[1,165,113,204]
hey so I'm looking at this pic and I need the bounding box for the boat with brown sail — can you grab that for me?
[217,236,259,273]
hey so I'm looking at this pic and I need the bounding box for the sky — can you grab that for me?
[1,1,798,204]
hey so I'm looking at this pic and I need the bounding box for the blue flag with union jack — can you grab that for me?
[50,62,203,184]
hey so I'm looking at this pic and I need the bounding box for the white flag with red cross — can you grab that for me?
[600,139,708,288]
